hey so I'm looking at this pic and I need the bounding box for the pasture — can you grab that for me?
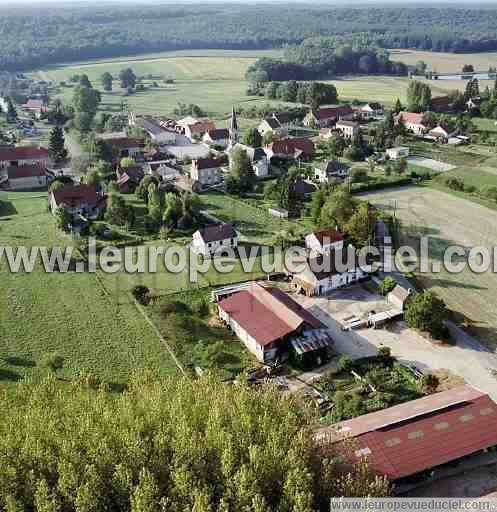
[28,48,496,118]
[0,192,179,386]
[363,186,497,350]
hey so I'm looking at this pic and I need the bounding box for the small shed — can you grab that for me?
[268,207,288,218]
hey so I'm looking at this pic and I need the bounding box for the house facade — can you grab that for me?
[335,120,360,139]
[229,144,268,178]
[396,112,427,135]
[6,165,47,190]
[314,160,350,183]
[0,145,50,170]
[304,106,354,128]
[305,229,345,254]
[190,158,223,188]
[49,184,106,221]
[386,146,410,160]
[192,223,238,255]
[203,128,230,148]
[265,137,315,162]
[359,102,384,119]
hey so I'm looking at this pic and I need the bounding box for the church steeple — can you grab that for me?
[229,105,239,145]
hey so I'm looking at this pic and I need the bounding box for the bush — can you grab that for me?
[377,346,392,360]
[131,285,150,305]
[420,373,439,394]
[337,355,353,372]
[161,301,191,316]
[39,353,64,372]
[379,277,396,296]
[405,291,448,339]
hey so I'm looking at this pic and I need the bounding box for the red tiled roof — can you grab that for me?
[314,106,353,121]
[23,99,45,110]
[313,229,344,245]
[51,184,101,208]
[219,283,323,346]
[189,121,216,134]
[193,156,226,170]
[116,166,144,185]
[268,137,315,157]
[107,137,144,149]
[0,146,49,162]
[397,111,425,126]
[7,164,45,179]
[316,385,497,481]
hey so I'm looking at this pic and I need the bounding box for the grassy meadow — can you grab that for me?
[0,192,182,386]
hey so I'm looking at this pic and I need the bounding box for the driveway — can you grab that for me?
[295,288,497,401]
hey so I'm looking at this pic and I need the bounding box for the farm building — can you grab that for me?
[315,385,497,487]
[218,283,331,365]
[265,137,315,162]
[203,128,230,148]
[4,165,47,191]
[304,106,354,128]
[192,223,238,255]
[190,157,225,188]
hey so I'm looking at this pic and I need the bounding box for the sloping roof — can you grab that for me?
[273,112,291,124]
[313,106,354,121]
[397,111,425,126]
[107,137,144,149]
[7,164,45,179]
[319,160,350,174]
[188,121,216,134]
[262,118,281,129]
[193,157,225,170]
[0,145,49,162]
[363,102,383,111]
[292,249,360,284]
[51,184,101,208]
[218,283,323,346]
[116,166,144,186]
[206,128,230,141]
[197,223,237,243]
[315,385,497,480]
[336,120,359,128]
[23,99,45,110]
[314,229,345,245]
[387,285,411,305]
[268,137,315,157]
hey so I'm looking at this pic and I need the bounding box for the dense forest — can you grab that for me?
[4,4,497,70]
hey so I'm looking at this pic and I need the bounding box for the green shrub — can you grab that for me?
[337,355,353,372]
[39,353,64,372]
[379,277,396,296]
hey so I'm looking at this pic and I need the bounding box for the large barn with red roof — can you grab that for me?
[316,385,497,486]
[218,283,332,365]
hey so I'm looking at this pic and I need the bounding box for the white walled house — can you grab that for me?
[49,184,106,221]
[359,102,384,119]
[335,120,360,139]
[386,147,410,160]
[192,224,238,255]
[291,249,367,296]
[396,112,427,135]
[203,128,230,148]
[0,146,50,170]
[314,160,350,183]
[305,229,345,254]
[190,158,224,188]
[229,144,268,178]
[6,165,47,190]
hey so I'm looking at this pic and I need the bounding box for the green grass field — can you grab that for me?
[0,192,179,386]
[29,48,497,119]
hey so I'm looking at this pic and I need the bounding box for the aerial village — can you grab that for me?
[2,69,497,495]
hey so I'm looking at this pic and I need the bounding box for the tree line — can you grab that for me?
[4,5,497,70]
